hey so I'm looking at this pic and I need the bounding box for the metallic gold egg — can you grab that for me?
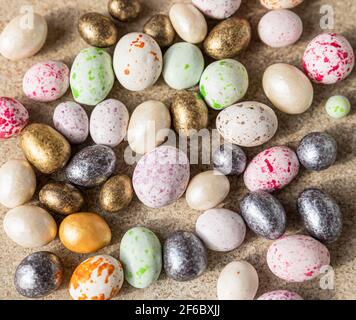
[108,0,141,22]
[143,14,176,47]
[204,17,251,60]
[39,182,85,215]
[78,12,119,48]
[171,91,209,138]
[20,123,71,175]
[99,175,133,213]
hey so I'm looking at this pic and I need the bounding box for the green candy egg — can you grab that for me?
[120,227,162,289]
[70,47,114,106]
[325,95,351,119]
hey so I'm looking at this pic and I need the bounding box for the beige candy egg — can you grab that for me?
[260,0,304,9]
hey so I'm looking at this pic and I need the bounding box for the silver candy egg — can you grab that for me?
[212,143,247,176]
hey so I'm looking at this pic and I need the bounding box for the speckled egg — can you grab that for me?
[133,146,190,208]
[120,227,162,289]
[0,97,29,139]
[216,101,278,147]
[90,99,129,147]
[267,235,331,282]
[70,47,114,106]
[200,59,249,110]
[23,61,69,102]
[297,132,337,171]
[212,144,247,176]
[53,101,89,144]
[260,0,304,9]
[163,42,204,90]
[196,209,246,252]
[257,290,303,300]
[113,32,162,91]
[164,231,207,281]
[244,146,300,192]
[192,0,241,19]
[297,188,342,243]
[325,95,351,119]
[14,252,64,298]
[302,33,355,84]
[69,255,124,300]
[240,191,286,239]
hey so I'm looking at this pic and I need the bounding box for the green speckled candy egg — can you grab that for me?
[325,95,351,119]
[199,59,248,110]
[70,47,114,106]
[120,227,162,289]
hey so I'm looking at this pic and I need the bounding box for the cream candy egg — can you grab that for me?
[260,0,304,9]
[258,290,303,300]
[216,101,278,147]
[23,61,69,102]
[302,33,355,85]
[90,99,129,147]
[53,101,89,144]
[114,32,162,91]
[69,255,124,300]
[192,0,241,20]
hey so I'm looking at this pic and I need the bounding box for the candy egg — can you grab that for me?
[200,59,249,110]
[90,99,129,147]
[0,13,47,60]
[0,159,36,208]
[257,290,303,300]
[128,100,171,154]
[196,208,246,252]
[108,0,141,22]
[169,3,208,44]
[244,146,300,192]
[263,63,314,114]
[53,101,89,144]
[192,0,241,20]
[186,170,230,211]
[260,0,304,9]
[164,231,207,281]
[113,32,162,91]
[3,205,57,248]
[70,47,114,106]
[171,91,208,137]
[69,255,124,300]
[240,191,286,239]
[302,33,355,85]
[39,182,84,215]
[133,146,190,208]
[0,97,29,139]
[297,188,342,243]
[59,212,111,253]
[20,123,71,174]
[120,227,162,288]
[143,14,176,47]
[325,95,351,119]
[216,101,278,147]
[267,235,330,282]
[204,17,251,60]
[15,252,64,298]
[217,261,259,300]
[212,144,247,176]
[66,145,116,188]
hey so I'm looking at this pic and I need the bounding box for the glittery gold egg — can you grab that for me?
[39,182,85,215]
[143,14,176,47]
[108,0,141,22]
[99,175,133,213]
[20,123,71,174]
[78,12,119,48]
[204,17,251,60]
[171,91,209,138]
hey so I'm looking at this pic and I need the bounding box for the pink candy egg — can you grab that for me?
[0,97,29,139]
[302,33,355,84]
[244,146,299,192]
[257,290,303,300]
[192,0,241,20]
[23,61,70,102]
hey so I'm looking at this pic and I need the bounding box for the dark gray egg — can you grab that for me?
[14,251,64,298]
[66,145,116,188]
[212,144,247,175]
[164,231,207,281]
[297,188,342,243]
[240,191,286,240]
[297,132,337,171]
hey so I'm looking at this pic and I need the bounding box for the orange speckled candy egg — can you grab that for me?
[69,255,124,300]
[260,0,304,9]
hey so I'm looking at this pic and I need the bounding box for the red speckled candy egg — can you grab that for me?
[23,61,70,102]
[302,33,355,84]
[0,97,29,139]
[267,235,330,282]
[243,146,299,192]
[257,290,303,300]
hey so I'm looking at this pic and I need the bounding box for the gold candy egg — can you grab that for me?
[20,123,71,174]
[143,14,176,47]
[204,17,251,60]
[99,175,133,213]
[108,0,141,22]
